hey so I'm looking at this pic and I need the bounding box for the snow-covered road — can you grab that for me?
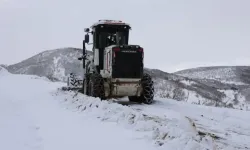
[0,69,156,150]
[1,67,250,150]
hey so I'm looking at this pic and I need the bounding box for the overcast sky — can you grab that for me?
[0,0,250,72]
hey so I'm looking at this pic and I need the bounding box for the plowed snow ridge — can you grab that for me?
[53,88,250,150]
[53,90,215,150]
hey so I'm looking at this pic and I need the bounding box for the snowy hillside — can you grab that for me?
[175,66,250,85]
[1,66,250,150]
[145,69,250,110]
[6,47,92,82]
[2,48,250,110]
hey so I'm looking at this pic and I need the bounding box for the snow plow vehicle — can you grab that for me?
[64,20,154,104]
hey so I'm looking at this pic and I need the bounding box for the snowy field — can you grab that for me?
[1,67,250,150]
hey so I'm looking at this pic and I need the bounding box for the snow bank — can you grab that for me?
[0,66,53,83]
[52,89,215,150]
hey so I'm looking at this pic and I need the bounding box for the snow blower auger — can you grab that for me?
[63,20,154,104]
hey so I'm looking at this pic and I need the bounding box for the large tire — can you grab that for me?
[140,73,154,104]
[88,73,106,100]
[83,73,91,95]
[67,73,78,87]
[128,73,154,104]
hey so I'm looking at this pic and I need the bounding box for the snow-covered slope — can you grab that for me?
[6,47,92,82]
[175,66,250,85]
[1,65,250,150]
[3,48,250,110]
[145,69,250,110]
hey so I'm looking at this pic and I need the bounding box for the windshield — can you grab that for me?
[98,31,128,48]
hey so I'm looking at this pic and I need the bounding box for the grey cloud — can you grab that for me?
[0,0,250,72]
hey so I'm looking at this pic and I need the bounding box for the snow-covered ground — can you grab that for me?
[131,99,250,149]
[1,66,250,150]
[0,67,156,150]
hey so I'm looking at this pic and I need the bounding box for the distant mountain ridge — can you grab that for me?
[6,47,92,82]
[2,47,250,110]
[175,66,250,85]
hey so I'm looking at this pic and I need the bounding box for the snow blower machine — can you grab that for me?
[63,20,154,104]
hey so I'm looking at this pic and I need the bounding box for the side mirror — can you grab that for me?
[84,34,89,43]
[84,28,90,32]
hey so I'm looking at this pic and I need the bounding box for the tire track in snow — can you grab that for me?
[130,98,250,150]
